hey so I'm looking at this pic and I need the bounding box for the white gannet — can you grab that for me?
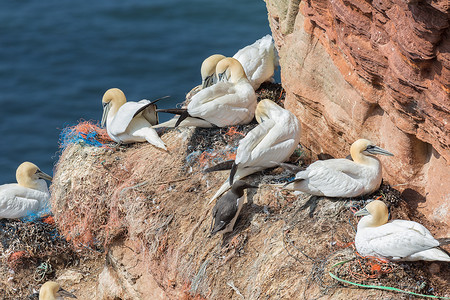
[210,180,257,236]
[233,35,277,90]
[153,54,226,129]
[101,88,167,150]
[157,58,257,128]
[0,162,52,219]
[354,200,450,262]
[39,281,77,299]
[283,139,394,198]
[209,99,301,202]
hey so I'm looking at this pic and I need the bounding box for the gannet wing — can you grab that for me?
[0,185,46,218]
[296,162,365,197]
[109,100,153,135]
[364,222,440,259]
[236,119,275,164]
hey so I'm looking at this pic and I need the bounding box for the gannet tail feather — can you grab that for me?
[156,108,187,115]
[134,127,167,151]
[437,238,450,246]
[175,110,191,127]
[204,160,235,173]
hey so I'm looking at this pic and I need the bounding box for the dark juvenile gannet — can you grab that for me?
[101,88,167,150]
[39,281,77,300]
[233,34,277,90]
[209,99,301,202]
[0,162,52,219]
[210,180,257,236]
[355,200,450,261]
[283,139,393,198]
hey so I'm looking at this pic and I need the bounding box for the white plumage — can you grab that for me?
[184,57,257,127]
[210,99,301,202]
[355,200,450,262]
[233,34,277,90]
[101,88,167,150]
[283,139,393,198]
[0,162,52,219]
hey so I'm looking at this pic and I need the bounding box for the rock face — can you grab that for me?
[265,0,449,232]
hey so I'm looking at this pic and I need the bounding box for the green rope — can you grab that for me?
[328,259,450,299]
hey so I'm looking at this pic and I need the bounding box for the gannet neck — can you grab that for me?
[102,88,127,117]
[216,57,248,84]
[230,180,257,197]
[16,162,41,190]
[255,99,280,123]
[201,54,226,88]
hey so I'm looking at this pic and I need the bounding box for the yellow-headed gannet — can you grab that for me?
[153,54,226,129]
[0,162,52,219]
[200,54,226,89]
[283,139,393,198]
[101,88,167,150]
[39,281,77,299]
[354,200,450,261]
[157,58,257,128]
[209,99,301,202]
[210,180,257,236]
[233,35,277,90]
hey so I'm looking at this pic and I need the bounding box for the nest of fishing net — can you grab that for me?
[0,216,76,299]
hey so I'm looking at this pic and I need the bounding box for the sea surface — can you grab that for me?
[0,0,272,183]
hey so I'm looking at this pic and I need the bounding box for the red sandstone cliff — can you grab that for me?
[265,0,449,233]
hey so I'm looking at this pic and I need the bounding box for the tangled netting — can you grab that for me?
[59,120,113,149]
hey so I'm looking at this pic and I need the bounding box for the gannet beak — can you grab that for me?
[218,71,227,82]
[366,145,394,156]
[101,102,110,128]
[36,170,53,181]
[202,74,214,89]
[354,207,370,217]
[57,287,77,298]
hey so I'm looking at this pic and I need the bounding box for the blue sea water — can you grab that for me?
[0,0,272,183]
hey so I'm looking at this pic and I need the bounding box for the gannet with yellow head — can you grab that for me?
[283,139,393,198]
[185,57,257,127]
[39,281,77,300]
[354,200,450,261]
[233,35,277,90]
[0,162,52,219]
[209,99,301,202]
[101,88,167,150]
[157,58,257,128]
[154,54,226,128]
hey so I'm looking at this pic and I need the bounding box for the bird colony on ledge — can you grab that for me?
[1,34,449,298]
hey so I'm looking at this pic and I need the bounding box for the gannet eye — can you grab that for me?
[366,145,375,150]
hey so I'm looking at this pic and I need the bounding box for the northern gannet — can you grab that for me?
[354,200,450,262]
[101,88,167,150]
[157,58,257,128]
[233,35,277,90]
[0,162,52,219]
[154,55,226,129]
[39,281,77,299]
[283,139,394,198]
[209,99,301,202]
[200,54,226,89]
[210,180,257,236]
